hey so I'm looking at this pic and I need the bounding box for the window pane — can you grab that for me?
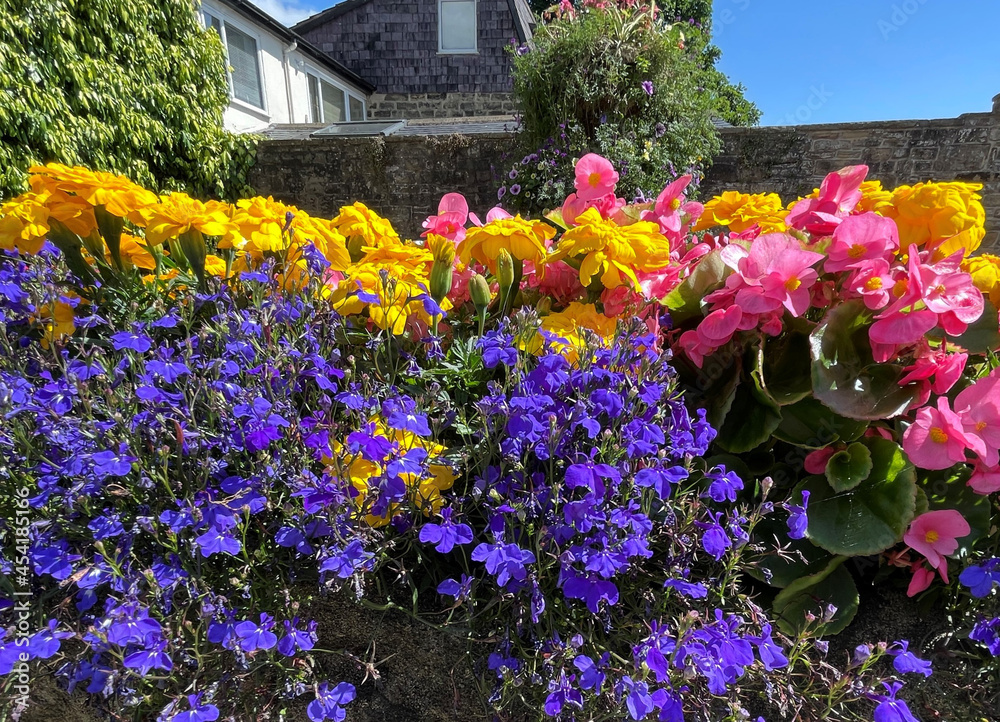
[440,0,476,51]
[226,25,264,109]
[321,80,346,123]
[349,95,365,121]
[205,13,222,35]
[308,75,321,122]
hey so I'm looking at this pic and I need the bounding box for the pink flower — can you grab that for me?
[786,165,868,235]
[525,259,585,306]
[639,175,703,243]
[804,446,839,475]
[907,560,936,597]
[902,509,970,577]
[732,234,824,316]
[954,368,1000,467]
[573,154,619,201]
[562,191,625,226]
[869,308,938,346]
[824,213,899,273]
[679,306,744,367]
[898,344,968,395]
[847,259,896,310]
[637,266,684,303]
[968,461,1000,495]
[422,193,469,242]
[902,397,973,470]
[469,206,512,227]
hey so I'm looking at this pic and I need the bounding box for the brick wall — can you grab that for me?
[368,92,518,119]
[252,109,1000,251]
[298,0,520,97]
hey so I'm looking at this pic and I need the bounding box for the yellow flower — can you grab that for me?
[693,191,787,233]
[884,181,985,259]
[857,180,894,215]
[34,298,77,349]
[109,233,156,270]
[28,163,158,221]
[141,193,237,245]
[0,193,50,254]
[963,254,1000,308]
[458,215,556,273]
[324,419,455,527]
[525,302,618,365]
[549,208,671,290]
[331,202,400,256]
[227,196,291,255]
[204,254,228,278]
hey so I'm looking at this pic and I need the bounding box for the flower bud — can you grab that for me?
[496,248,515,294]
[469,273,491,313]
[428,235,455,303]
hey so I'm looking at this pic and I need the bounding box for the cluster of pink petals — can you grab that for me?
[897,341,967,407]
[680,234,824,367]
[902,368,1000,491]
[639,175,705,249]
[785,165,868,236]
[903,509,971,595]
[421,193,470,243]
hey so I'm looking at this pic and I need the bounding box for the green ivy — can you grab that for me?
[0,0,257,201]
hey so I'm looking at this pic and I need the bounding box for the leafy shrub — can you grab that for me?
[0,0,257,201]
[2,161,999,722]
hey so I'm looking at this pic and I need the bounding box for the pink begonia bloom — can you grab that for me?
[785,165,868,236]
[870,340,900,364]
[804,446,839,475]
[448,264,476,306]
[847,259,895,310]
[902,397,973,470]
[968,461,1000,495]
[903,509,971,576]
[954,368,1000,467]
[898,345,967,395]
[422,192,470,242]
[869,308,938,346]
[561,191,625,226]
[639,175,704,243]
[907,560,937,597]
[525,259,585,306]
[574,154,619,201]
[679,306,744,367]
[469,206,512,227]
[738,234,824,316]
[824,213,899,273]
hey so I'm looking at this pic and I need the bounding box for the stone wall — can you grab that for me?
[252,107,1000,251]
[250,132,511,234]
[368,92,518,119]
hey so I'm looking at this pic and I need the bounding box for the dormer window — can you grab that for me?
[439,0,477,54]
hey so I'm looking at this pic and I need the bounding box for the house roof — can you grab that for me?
[293,0,536,43]
[212,0,375,93]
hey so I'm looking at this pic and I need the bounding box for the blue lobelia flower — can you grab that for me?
[786,490,811,540]
[887,640,931,677]
[418,508,474,554]
[872,681,920,722]
[235,613,278,652]
[307,681,356,722]
[959,558,1000,598]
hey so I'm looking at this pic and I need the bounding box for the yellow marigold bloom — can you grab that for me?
[227,196,291,255]
[427,233,457,265]
[549,208,671,290]
[296,215,350,271]
[204,254,228,278]
[109,233,156,270]
[331,202,400,252]
[885,181,985,259]
[964,254,1000,308]
[25,182,99,239]
[693,191,787,234]
[525,301,618,365]
[142,193,237,246]
[458,215,556,273]
[329,258,447,335]
[0,193,50,254]
[357,237,433,280]
[325,420,455,527]
[34,299,76,349]
[857,180,894,215]
[29,163,158,221]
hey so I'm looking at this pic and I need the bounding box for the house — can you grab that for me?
[200,0,375,133]
[293,0,536,119]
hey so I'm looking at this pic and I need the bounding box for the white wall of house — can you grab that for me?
[201,1,370,133]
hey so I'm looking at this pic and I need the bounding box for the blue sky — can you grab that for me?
[254,0,1000,126]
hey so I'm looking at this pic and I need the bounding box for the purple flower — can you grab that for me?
[786,490,810,540]
[172,694,221,722]
[663,578,708,599]
[510,184,521,196]
[748,623,788,671]
[307,681,356,722]
[111,331,152,353]
[641,80,654,96]
[319,540,373,579]
[872,681,919,722]
[277,618,317,657]
[959,558,1000,598]
[888,640,931,677]
[543,670,583,717]
[195,526,241,558]
[573,653,608,693]
[123,640,173,675]
[497,186,507,201]
[704,467,743,503]
[697,511,731,560]
[419,508,474,553]
[508,168,519,180]
[437,574,473,600]
[382,397,431,436]
[970,617,1000,655]
[471,542,535,588]
[234,613,278,652]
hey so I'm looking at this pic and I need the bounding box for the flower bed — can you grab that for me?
[1,159,999,721]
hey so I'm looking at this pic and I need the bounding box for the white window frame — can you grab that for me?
[304,65,368,123]
[202,6,270,117]
[438,0,478,55]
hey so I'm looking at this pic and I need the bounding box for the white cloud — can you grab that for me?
[247,0,325,26]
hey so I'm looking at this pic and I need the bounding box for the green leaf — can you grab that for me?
[773,557,859,636]
[715,368,782,454]
[664,249,727,322]
[747,517,833,589]
[774,397,867,449]
[810,300,921,420]
[799,437,918,556]
[825,442,873,492]
[759,318,815,406]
